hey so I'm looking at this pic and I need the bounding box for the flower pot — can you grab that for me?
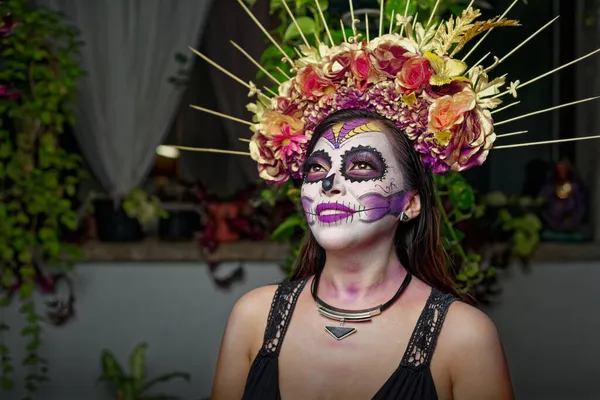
[158,204,202,241]
[93,199,143,242]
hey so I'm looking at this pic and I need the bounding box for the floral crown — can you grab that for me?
[174,0,600,185]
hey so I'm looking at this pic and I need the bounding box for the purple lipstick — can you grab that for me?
[316,202,355,223]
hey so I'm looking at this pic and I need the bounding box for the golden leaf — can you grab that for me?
[402,92,417,107]
[432,7,481,56]
[451,17,521,57]
[434,131,453,146]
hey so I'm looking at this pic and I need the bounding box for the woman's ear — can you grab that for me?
[398,192,421,221]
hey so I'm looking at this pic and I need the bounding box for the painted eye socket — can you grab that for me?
[304,150,331,183]
[341,146,387,182]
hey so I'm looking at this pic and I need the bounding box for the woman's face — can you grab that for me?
[300,119,414,250]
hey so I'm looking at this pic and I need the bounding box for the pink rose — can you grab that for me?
[323,51,353,81]
[296,64,334,100]
[250,131,290,184]
[370,43,410,77]
[351,50,372,90]
[396,57,432,93]
[428,89,477,133]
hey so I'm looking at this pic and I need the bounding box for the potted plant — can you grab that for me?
[91,188,168,242]
[98,342,191,400]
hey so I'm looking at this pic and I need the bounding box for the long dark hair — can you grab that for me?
[290,108,465,300]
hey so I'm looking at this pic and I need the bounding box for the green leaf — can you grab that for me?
[0,296,10,307]
[129,343,148,391]
[1,377,13,390]
[141,372,190,393]
[283,17,317,42]
[448,180,475,210]
[271,213,304,241]
[99,350,124,384]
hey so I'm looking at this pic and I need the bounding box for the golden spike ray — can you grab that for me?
[264,86,277,96]
[315,0,334,46]
[494,97,600,127]
[466,52,490,75]
[281,0,310,47]
[341,19,348,42]
[379,0,384,37]
[165,145,251,156]
[493,135,600,150]
[493,48,600,99]
[276,66,292,80]
[399,1,409,36]
[349,0,357,38]
[426,0,442,30]
[491,101,521,115]
[189,47,251,90]
[230,41,281,85]
[190,105,254,126]
[489,16,560,72]
[236,0,294,66]
[495,130,528,138]
[462,0,520,61]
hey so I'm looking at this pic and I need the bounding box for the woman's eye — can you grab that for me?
[310,164,324,172]
[352,161,373,170]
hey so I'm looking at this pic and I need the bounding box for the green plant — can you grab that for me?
[99,343,190,400]
[249,0,541,299]
[122,188,168,228]
[0,0,86,397]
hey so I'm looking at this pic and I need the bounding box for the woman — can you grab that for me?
[210,109,513,400]
[175,1,598,398]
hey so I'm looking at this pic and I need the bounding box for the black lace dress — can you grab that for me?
[242,278,458,400]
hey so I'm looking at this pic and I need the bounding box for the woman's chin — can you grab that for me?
[313,230,360,251]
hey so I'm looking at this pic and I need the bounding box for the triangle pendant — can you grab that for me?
[325,325,357,340]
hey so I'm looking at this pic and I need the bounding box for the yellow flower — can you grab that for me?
[424,52,470,86]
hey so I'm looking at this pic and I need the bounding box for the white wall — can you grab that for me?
[3,262,286,400]
[3,260,600,400]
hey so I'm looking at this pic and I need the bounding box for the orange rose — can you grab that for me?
[428,89,477,133]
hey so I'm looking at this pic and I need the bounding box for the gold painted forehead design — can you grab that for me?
[322,120,382,149]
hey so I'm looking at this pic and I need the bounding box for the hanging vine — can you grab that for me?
[0,0,85,397]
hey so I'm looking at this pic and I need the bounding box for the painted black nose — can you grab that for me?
[322,174,335,191]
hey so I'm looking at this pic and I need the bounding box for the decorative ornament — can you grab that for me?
[166,0,600,184]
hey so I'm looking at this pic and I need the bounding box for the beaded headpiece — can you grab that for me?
[171,0,600,184]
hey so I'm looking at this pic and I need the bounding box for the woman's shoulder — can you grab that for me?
[230,284,280,327]
[434,295,511,394]
[233,278,308,317]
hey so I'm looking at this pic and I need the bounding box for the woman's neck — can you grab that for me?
[317,236,408,308]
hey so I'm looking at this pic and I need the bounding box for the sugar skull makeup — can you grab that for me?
[300,119,414,250]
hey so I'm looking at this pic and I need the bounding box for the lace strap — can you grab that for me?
[401,287,457,370]
[259,278,308,357]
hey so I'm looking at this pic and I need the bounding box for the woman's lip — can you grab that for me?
[315,202,355,215]
[318,212,353,223]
